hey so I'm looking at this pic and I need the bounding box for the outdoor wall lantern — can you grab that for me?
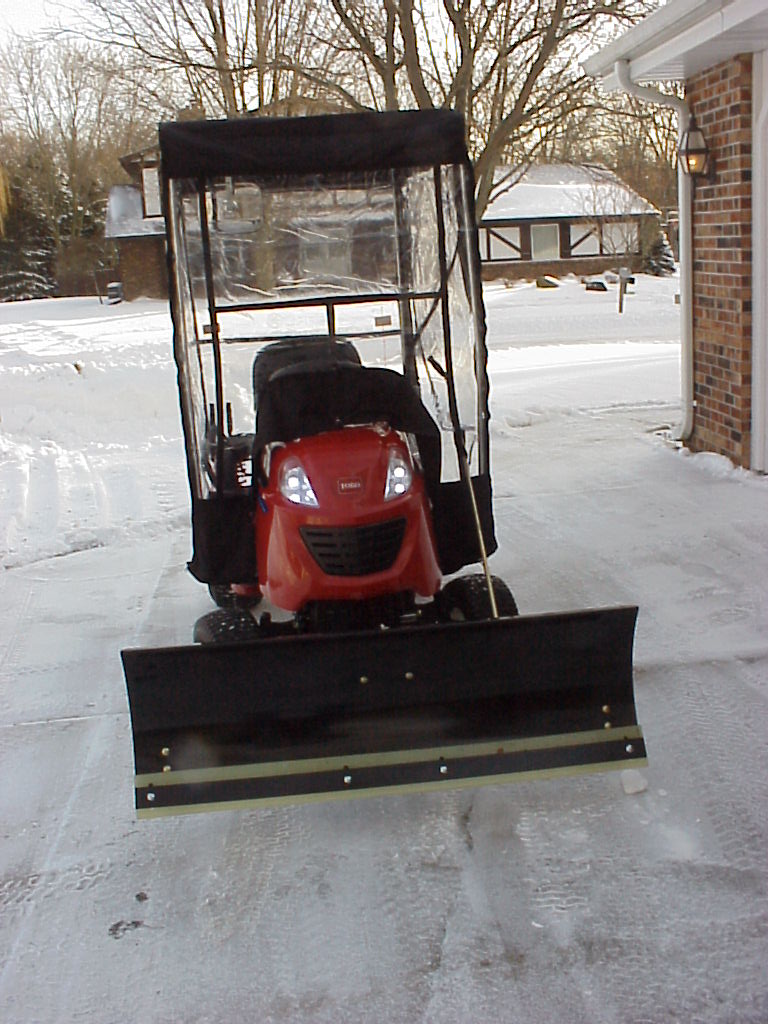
[678,115,714,183]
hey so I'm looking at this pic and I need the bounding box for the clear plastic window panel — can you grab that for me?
[411,165,483,480]
[201,172,404,302]
[169,164,483,489]
[169,185,214,497]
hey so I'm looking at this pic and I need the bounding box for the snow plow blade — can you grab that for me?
[121,606,644,818]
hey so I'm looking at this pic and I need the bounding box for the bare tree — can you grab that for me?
[65,0,661,217]
[72,0,243,116]
[0,167,10,237]
[309,1,660,216]
[0,37,172,245]
[0,33,180,298]
[546,83,680,211]
[77,0,333,117]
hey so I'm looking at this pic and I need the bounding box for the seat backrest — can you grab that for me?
[252,336,361,411]
[254,362,441,497]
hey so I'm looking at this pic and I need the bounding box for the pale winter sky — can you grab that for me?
[1,0,84,42]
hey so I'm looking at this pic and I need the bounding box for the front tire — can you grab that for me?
[437,574,518,621]
[194,608,261,644]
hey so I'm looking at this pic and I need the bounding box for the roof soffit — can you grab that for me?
[583,0,768,87]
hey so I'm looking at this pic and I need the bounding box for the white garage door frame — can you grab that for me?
[752,48,768,472]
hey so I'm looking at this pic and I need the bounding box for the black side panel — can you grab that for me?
[188,495,256,584]
[433,473,497,575]
[121,606,645,817]
[159,110,468,180]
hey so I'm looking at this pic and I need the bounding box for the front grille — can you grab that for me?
[300,518,406,576]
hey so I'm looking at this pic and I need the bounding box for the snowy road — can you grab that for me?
[1,279,767,1023]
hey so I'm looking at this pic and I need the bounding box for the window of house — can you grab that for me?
[531,223,560,261]
[142,166,162,218]
[489,225,521,260]
[570,222,600,256]
[602,221,637,255]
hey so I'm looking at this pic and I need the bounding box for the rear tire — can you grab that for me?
[437,574,518,621]
[208,583,262,611]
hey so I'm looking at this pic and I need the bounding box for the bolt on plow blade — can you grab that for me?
[121,606,644,818]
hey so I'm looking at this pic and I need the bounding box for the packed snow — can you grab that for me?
[1,274,767,1023]
[485,163,657,220]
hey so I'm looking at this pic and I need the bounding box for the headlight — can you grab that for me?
[384,449,413,500]
[279,459,319,506]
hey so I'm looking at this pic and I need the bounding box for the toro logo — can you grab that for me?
[337,477,363,494]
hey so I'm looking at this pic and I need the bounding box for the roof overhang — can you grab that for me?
[583,0,768,88]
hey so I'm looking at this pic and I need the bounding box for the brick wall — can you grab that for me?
[481,253,644,283]
[687,55,753,466]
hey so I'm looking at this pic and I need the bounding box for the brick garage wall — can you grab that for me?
[687,55,753,466]
[116,236,168,301]
[481,254,644,282]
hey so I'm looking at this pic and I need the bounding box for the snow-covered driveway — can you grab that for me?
[1,278,767,1023]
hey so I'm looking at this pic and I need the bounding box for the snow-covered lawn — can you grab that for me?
[1,275,767,1023]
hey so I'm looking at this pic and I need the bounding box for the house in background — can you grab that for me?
[104,149,166,300]
[107,141,660,295]
[585,0,768,472]
[479,163,659,280]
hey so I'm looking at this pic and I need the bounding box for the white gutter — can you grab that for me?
[614,59,695,440]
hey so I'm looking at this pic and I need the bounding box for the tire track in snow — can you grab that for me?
[0,860,114,913]
[424,760,759,1024]
[547,663,768,1024]
[662,661,768,873]
[1,437,188,570]
[0,574,39,723]
[417,781,632,1024]
[0,713,113,1000]
[1,442,107,566]
[177,793,472,1023]
[193,806,311,947]
[518,786,681,1024]
[0,573,36,676]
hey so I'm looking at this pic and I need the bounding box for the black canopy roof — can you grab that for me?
[159,109,468,180]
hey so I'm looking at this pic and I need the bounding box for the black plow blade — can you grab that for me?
[121,606,645,818]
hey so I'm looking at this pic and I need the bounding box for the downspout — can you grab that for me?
[614,60,695,440]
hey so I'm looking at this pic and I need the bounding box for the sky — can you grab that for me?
[0,0,83,43]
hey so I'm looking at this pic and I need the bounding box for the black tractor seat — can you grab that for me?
[253,360,442,500]
[252,336,361,415]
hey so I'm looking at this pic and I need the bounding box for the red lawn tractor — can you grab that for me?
[121,110,645,818]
